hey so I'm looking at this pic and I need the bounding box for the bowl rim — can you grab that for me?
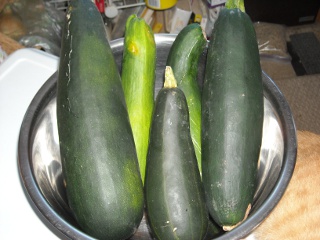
[18,34,297,240]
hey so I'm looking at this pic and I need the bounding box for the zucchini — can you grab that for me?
[56,0,144,239]
[145,66,208,240]
[204,217,223,240]
[121,14,156,184]
[201,0,264,231]
[166,23,206,174]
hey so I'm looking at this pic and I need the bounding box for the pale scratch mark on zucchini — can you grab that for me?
[66,97,71,112]
[66,11,71,20]
[160,220,171,229]
[65,10,72,87]
[67,36,73,86]
[66,12,71,38]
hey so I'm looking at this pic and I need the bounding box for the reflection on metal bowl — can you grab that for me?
[18,34,297,240]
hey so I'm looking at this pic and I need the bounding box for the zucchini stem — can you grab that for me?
[164,66,178,88]
[225,0,245,12]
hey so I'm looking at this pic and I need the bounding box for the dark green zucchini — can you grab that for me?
[201,0,264,231]
[121,14,156,184]
[204,217,224,240]
[145,66,208,240]
[56,0,144,239]
[166,23,206,174]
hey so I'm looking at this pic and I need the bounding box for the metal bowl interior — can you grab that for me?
[18,34,297,240]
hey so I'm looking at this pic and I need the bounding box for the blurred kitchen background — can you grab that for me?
[1,0,320,134]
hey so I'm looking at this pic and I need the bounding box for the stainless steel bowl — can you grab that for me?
[18,34,297,240]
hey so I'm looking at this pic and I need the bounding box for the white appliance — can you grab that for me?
[0,48,59,239]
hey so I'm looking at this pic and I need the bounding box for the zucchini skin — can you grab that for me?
[57,0,144,239]
[145,67,208,240]
[201,8,264,230]
[121,14,156,184]
[166,23,206,174]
